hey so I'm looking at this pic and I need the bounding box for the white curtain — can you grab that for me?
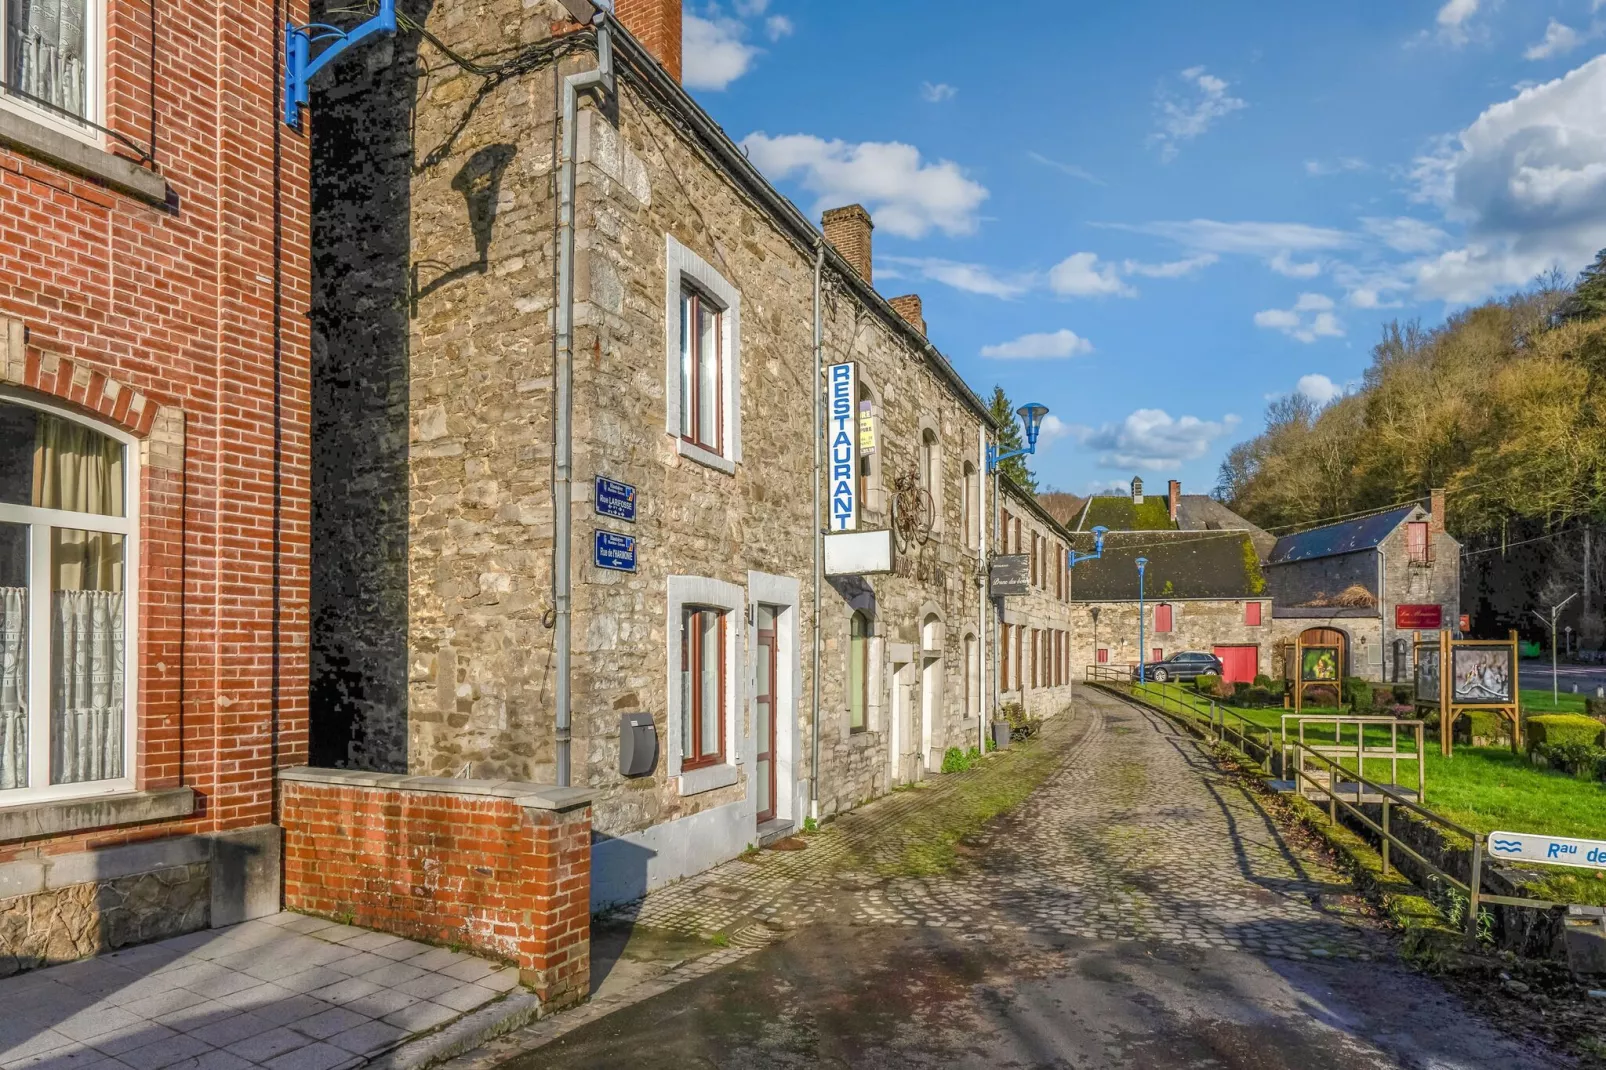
[51,589,123,784]
[6,0,87,117]
[0,587,24,791]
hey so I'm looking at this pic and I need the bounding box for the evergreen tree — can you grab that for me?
[987,386,1037,492]
[1574,248,1606,320]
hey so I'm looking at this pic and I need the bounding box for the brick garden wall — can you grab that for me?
[279,769,593,1009]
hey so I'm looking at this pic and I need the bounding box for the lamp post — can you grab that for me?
[1532,593,1578,705]
[985,401,1050,752]
[1136,557,1148,684]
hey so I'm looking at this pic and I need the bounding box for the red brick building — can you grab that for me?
[0,0,310,972]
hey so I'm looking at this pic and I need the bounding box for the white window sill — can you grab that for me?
[0,786,196,844]
[678,763,739,797]
[676,439,735,475]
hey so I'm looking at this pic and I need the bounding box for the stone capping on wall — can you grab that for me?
[2,316,185,471]
[277,767,594,811]
[0,106,170,206]
[0,787,196,845]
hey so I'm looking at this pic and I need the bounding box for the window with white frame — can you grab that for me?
[1,0,100,136]
[0,394,136,802]
[664,235,741,473]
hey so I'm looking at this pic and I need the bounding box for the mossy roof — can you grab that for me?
[1067,530,1265,601]
[1077,495,1178,532]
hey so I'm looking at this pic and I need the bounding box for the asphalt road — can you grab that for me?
[498,689,1570,1070]
[1520,658,1606,696]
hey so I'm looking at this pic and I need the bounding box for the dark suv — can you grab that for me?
[1133,651,1223,683]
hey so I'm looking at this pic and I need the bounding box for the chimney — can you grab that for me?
[888,294,924,335]
[1429,487,1446,538]
[1130,476,1143,505]
[615,0,682,83]
[1168,479,1181,522]
[822,205,873,284]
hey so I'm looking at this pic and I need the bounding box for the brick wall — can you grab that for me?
[0,0,310,873]
[279,769,592,1009]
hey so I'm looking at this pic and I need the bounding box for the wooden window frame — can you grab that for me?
[681,606,727,771]
[680,288,724,455]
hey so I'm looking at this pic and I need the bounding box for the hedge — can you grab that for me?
[1525,713,1606,752]
[1343,677,1373,710]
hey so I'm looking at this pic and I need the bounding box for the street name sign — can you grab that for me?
[594,530,637,572]
[1487,831,1606,870]
[595,476,637,522]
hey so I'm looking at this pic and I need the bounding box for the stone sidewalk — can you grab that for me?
[0,912,528,1070]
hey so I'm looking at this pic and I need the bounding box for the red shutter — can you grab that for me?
[1245,601,1262,626]
[1097,648,1108,664]
[1152,648,1164,662]
[1155,603,1173,633]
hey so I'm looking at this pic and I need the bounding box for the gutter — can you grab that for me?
[553,14,615,787]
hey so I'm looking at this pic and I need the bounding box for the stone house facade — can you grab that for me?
[997,478,1078,719]
[310,0,1026,907]
[0,0,307,975]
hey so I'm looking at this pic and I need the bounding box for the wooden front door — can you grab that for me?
[756,605,778,824]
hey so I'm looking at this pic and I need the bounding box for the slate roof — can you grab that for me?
[1267,505,1416,566]
[1173,495,1275,559]
[1067,531,1266,602]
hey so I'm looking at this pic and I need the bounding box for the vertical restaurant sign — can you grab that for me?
[828,362,858,531]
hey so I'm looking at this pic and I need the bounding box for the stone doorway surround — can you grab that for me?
[747,571,801,832]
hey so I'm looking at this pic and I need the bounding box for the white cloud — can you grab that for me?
[879,256,1032,299]
[980,329,1095,360]
[1294,373,1343,405]
[1048,252,1137,298]
[1305,157,1368,176]
[1254,293,1345,343]
[1104,219,1354,255]
[733,0,768,14]
[1409,54,1606,302]
[1436,0,1479,45]
[1076,409,1242,471]
[683,13,762,90]
[741,133,989,238]
[1270,251,1322,278]
[1361,216,1450,254]
[764,14,793,41]
[1028,151,1105,186]
[1038,414,1073,443]
[1121,253,1218,278]
[1524,19,1581,61]
[920,81,957,103]
[1151,66,1247,162]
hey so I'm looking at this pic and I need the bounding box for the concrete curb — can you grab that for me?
[369,992,543,1070]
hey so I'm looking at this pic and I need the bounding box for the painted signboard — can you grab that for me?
[989,554,1030,598]
[1453,646,1512,703]
[827,362,858,532]
[858,399,876,454]
[1395,604,1443,630]
[1415,647,1441,704]
[594,530,637,572]
[1301,646,1339,682]
[594,476,637,522]
[1488,831,1606,871]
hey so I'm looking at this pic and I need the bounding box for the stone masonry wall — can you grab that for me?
[1070,599,1275,683]
[999,485,1078,721]
[1377,510,1461,683]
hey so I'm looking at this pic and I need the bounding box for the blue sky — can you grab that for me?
[676,0,1606,498]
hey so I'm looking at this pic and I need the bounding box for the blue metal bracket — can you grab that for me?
[284,0,397,128]
[1068,526,1108,569]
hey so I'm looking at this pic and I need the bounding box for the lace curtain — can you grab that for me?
[0,587,24,791]
[5,0,88,118]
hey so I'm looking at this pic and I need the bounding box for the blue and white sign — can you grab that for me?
[827,361,858,532]
[1487,830,1606,870]
[594,530,637,572]
[594,476,637,522]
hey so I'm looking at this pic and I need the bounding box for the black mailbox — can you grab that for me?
[619,712,657,778]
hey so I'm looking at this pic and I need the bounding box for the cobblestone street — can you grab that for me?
[450,685,1565,1069]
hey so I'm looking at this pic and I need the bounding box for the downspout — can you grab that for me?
[810,240,824,820]
[554,15,614,787]
[978,429,988,754]
[991,450,1001,737]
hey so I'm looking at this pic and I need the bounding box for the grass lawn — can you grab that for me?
[1519,687,1587,715]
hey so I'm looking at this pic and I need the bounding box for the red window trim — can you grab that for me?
[682,607,727,771]
[681,289,723,455]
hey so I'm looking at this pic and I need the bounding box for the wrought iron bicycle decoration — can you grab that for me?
[889,468,935,553]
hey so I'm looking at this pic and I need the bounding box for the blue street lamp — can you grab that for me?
[986,401,1050,473]
[1136,556,1148,684]
[1068,525,1109,569]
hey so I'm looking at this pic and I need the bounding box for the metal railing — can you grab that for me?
[1087,672,1277,770]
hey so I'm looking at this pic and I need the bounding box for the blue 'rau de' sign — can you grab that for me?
[594,530,637,572]
[1487,830,1606,870]
[595,476,637,522]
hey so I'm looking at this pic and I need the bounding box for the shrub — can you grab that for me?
[1457,709,1510,744]
[1305,684,1340,708]
[1587,695,1606,721]
[1253,674,1276,690]
[1243,686,1275,707]
[1194,674,1221,694]
[1533,741,1606,777]
[1001,701,1041,742]
[1232,681,1251,698]
[941,747,972,773]
[1343,677,1374,711]
[1526,714,1606,752]
[1391,684,1414,706]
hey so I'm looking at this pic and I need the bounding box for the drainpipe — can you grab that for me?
[810,240,824,820]
[554,16,614,787]
[978,429,988,754]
